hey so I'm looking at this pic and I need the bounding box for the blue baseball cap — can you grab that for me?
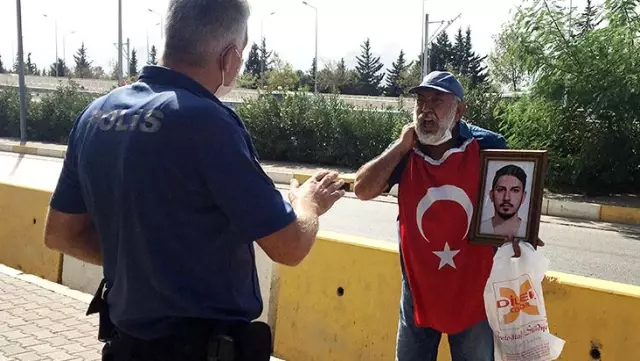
[409,71,464,100]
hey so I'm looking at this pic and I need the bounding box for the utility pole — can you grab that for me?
[16,0,28,143]
[126,38,131,77]
[118,0,123,84]
[422,13,429,78]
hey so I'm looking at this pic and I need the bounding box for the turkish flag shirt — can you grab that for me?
[398,138,495,334]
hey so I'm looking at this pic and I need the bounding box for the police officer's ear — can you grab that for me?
[220,45,238,73]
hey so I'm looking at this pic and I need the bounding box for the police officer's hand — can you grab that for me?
[289,171,346,216]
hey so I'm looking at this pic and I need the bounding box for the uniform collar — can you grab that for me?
[138,65,222,104]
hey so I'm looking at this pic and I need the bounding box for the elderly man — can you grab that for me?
[355,71,538,360]
[43,0,345,360]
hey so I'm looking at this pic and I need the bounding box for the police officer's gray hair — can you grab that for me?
[163,0,251,67]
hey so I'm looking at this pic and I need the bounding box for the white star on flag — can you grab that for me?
[433,242,460,270]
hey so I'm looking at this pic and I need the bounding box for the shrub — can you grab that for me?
[237,92,409,168]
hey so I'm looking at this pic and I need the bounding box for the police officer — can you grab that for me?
[43,0,346,360]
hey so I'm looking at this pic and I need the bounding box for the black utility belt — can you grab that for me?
[87,279,272,361]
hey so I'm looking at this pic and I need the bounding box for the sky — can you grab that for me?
[0,0,589,75]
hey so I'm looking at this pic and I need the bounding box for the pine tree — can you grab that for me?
[0,55,5,73]
[25,53,37,75]
[49,58,68,77]
[449,27,487,87]
[464,28,487,86]
[451,28,466,74]
[309,57,317,90]
[259,38,273,81]
[429,31,454,72]
[129,49,139,78]
[74,43,93,78]
[148,46,158,65]
[243,43,261,80]
[355,38,385,96]
[386,50,409,97]
[577,0,601,35]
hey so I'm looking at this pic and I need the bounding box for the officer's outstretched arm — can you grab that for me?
[257,171,345,267]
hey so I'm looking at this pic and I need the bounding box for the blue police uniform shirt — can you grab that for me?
[49,65,296,339]
[387,120,508,189]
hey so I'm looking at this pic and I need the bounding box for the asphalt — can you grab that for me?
[275,186,640,287]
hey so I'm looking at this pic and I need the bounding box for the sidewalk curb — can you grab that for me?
[0,264,93,304]
[3,140,639,226]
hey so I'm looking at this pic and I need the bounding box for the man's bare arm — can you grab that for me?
[354,125,415,201]
[44,208,102,265]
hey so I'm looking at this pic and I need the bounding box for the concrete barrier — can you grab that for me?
[61,245,279,327]
[273,232,640,361]
[0,183,61,282]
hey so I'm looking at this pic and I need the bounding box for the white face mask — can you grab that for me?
[215,48,242,98]
[414,104,458,146]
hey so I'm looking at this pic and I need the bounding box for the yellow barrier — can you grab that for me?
[600,204,640,225]
[0,183,61,282]
[274,231,640,361]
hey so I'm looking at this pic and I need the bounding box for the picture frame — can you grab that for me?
[469,149,549,248]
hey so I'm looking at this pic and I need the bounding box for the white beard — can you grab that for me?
[414,106,457,146]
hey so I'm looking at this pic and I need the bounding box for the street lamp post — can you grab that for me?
[148,9,164,40]
[260,11,276,87]
[63,30,76,66]
[302,1,318,93]
[118,0,123,84]
[43,14,59,77]
[16,0,28,143]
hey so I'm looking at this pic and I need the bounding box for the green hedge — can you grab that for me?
[237,93,408,168]
[0,83,99,144]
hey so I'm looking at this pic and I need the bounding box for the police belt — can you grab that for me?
[86,279,272,361]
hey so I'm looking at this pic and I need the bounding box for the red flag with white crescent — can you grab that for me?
[398,138,495,334]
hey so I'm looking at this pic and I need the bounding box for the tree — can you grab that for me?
[92,66,106,79]
[317,59,357,94]
[576,0,602,35]
[129,49,139,78]
[148,46,158,65]
[266,62,300,91]
[49,58,69,77]
[74,43,93,78]
[497,0,640,194]
[488,24,528,92]
[429,31,454,72]
[24,53,37,75]
[385,50,410,97]
[0,55,5,73]
[355,38,385,96]
[259,38,274,83]
[464,28,488,86]
[398,58,422,94]
[448,27,487,87]
[243,43,261,86]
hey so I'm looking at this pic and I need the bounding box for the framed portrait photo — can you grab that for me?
[469,150,548,248]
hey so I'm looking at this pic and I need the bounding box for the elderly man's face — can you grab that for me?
[413,90,460,145]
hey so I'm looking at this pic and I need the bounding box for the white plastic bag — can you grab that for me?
[484,242,565,361]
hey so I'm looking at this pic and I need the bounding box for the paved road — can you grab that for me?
[276,186,640,286]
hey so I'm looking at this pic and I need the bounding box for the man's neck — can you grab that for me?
[416,123,460,160]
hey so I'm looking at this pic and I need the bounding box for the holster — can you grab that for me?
[86,278,115,342]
